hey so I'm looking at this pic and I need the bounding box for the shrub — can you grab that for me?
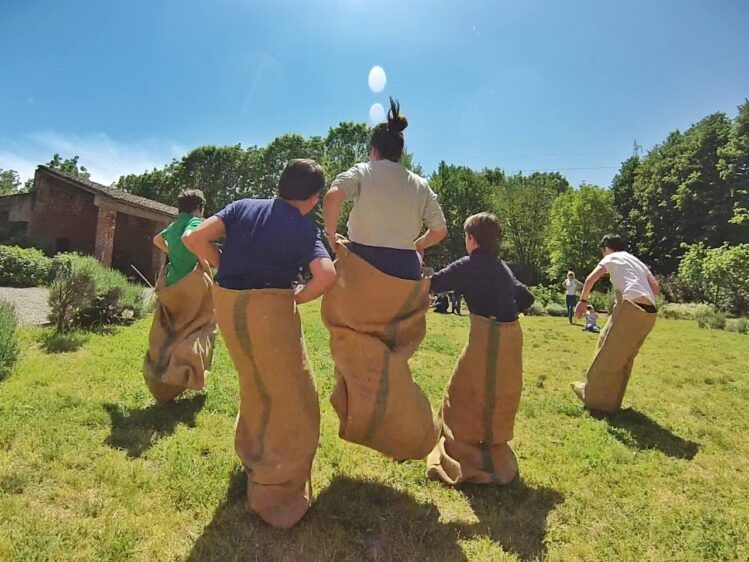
[0,299,20,373]
[588,291,615,313]
[525,301,546,316]
[529,285,565,307]
[660,303,714,320]
[48,254,144,332]
[0,245,53,287]
[679,243,749,315]
[726,318,749,335]
[545,303,567,317]
[695,309,727,330]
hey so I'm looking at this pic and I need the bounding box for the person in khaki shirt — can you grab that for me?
[323,97,447,279]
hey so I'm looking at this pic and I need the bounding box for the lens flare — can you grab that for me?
[369,102,386,124]
[368,66,387,93]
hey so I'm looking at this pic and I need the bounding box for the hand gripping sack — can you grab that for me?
[213,286,320,529]
[427,315,523,485]
[321,243,439,460]
[143,265,216,403]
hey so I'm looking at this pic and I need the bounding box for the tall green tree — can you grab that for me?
[546,184,619,280]
[611,154,641,243]
[489,171,570,283]
[0,169,21,195]
[718,99,749,230]
[46,154,91,180]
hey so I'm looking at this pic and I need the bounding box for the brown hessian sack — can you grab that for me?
[143,265,216,403]
[574,297,656,414]
[427,315,523,486]
[213,286,320,529]
[321,242,439,460]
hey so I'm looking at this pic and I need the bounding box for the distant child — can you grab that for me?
[564,271,583,324]
[183,159,336,529]
[583,305,600,333]
[426,212,534,486]
[144,189,216,404]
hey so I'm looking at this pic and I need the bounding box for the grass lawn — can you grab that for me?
[1,302,748,561]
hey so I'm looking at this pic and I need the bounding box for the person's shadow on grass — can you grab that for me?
[452,479,564,561]
[103,394,206,458]
[604,408,699,460]
[187,472,468,561]
[186,472,562,561]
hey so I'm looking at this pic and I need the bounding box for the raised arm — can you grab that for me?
[294,257,337,304]
[182,216,224,269]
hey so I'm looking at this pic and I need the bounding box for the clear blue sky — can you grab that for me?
[1,0,748,187]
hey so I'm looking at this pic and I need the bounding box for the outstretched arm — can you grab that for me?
[182,216,224,269]
[295,257,337,304]
[575,265,607,317]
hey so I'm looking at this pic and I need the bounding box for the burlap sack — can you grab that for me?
[427,315,523,486]
[578,298,656,413]
[213,286,320,529]
[143,266,216,403]
[321,243,439,460]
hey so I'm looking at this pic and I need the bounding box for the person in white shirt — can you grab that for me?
[564,271,583,324]
[571,234,661,413]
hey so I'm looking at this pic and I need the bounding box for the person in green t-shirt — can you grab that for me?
[153,189,206,285]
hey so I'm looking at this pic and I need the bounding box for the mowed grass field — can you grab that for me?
[1,302,748,561]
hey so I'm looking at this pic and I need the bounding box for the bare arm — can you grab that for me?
[415,227,448,255]
[323,186,346,248]
[647,272,661,297]
[182,216,224,269]
[152,233,168,253]
[294,257,337,304]
[575,265,607,317]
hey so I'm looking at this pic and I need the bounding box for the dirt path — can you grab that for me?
[0,287,50,325]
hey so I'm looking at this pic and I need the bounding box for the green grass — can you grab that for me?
[1,304,748,561]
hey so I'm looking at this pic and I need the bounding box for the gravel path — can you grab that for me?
[0,287,50,326]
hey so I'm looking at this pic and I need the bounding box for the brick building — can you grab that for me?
[0,166,177,282]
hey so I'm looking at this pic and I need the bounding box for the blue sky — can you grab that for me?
[1,0,748,187]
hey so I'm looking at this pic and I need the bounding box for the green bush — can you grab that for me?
[588,291,615,313]
[529,285,565,307]
[679,243,749,315]
[525,301,546,316]
[0,299,20,373]
[726,318,749,334]
[660,302,714,320]
[545,303,567,317]
[48,254,144,332]
[695,309,727,330]
[0,245,53,287]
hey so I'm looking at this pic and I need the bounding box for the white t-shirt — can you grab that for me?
[565,278,578,295]
[331,160,447,250]
[598,251,656,304]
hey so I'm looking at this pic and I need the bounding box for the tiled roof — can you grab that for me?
[37,166,178,218]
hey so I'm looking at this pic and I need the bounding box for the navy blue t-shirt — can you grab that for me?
[215,198,329,290]
[430,249,534,322]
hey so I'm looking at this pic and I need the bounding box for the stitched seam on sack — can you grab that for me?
[481,321,500,480]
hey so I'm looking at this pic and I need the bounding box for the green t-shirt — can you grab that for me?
[161,213,202,286]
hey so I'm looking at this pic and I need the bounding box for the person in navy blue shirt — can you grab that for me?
[430,212,534,320]
[183,159,336,303]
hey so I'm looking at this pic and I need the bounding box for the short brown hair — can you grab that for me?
[464,212,502,252]
[177,189,205,213]
[278,159,326,201]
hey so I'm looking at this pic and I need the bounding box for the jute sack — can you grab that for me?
[213,286,320,529]
[580,298,656,413]
[143,265,216,403]
[321,243,439,460]
[427,315,523,486]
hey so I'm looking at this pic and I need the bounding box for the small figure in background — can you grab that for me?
[583,304,600,333]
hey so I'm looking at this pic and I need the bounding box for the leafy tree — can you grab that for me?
[428,162,494,268]
[46,154,91,180]
[718,99,749,229]
[679,243,749,314]
[323,122,370,179]
[490,171,570,283]
[546,184,619,280]
[0,169,21,195]
[611,154,641,243]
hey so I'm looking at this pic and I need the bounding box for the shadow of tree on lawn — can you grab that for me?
[605,408,699,459]
[104,394,206,458]
[186,471,562,561]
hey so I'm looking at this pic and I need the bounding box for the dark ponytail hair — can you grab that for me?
[370,97,408,162]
